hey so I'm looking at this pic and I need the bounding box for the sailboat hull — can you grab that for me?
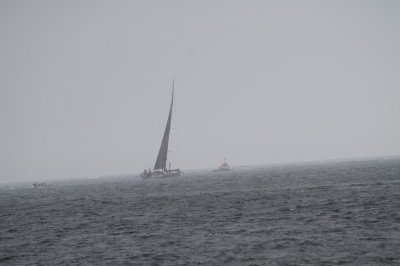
[155,170,183,178]
[140,169,183,179]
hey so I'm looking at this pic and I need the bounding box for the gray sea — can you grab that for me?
[1,158,400,265]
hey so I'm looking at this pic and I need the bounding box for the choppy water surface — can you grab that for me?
[1,158,400,265]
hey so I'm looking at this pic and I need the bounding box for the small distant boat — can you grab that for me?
[140,80,183,179]
[213,158,231,172]
[32,182,50,188]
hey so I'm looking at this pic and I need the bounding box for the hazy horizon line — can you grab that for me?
[1,153,399,185]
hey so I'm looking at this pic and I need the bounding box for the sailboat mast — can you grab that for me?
[171,79,174,109]
[166,80,174,168]
[153,80,175,171]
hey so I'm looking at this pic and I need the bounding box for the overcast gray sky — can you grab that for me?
[1,0,399,182]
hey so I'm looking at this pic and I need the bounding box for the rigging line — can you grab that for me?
[172,79,181,168]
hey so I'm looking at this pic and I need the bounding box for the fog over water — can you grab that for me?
[1,1,400,182]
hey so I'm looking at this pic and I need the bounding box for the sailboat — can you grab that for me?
[140,80,183,178]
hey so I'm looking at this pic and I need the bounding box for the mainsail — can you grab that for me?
[153,82,174,170]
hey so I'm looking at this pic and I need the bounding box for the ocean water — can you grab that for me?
[1,158,400,265]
